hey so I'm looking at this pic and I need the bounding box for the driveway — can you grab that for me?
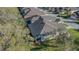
[37,8,79,29]
[50,14,79,29]
[60,18,79,29]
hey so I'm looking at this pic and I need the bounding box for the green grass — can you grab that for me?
[68,29,79,39]
[0,7,32,51]
[58,10,70,18]
[68,29,79,50]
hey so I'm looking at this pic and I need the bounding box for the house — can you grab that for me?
[70,11,79,20]
[28,15,66,40]
[19,7,66,41]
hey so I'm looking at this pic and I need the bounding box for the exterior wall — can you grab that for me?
[34,33,54,42]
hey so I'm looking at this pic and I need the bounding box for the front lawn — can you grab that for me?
[68,29,79,50]
[68,29,79,39]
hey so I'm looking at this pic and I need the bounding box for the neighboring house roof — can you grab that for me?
[70,7,79,12]
[19,7,45,19]
[70,11,79,19]
[74,11,79,16]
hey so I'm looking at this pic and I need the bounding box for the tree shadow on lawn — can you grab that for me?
[74,29,79,32]
[30,43,58,51]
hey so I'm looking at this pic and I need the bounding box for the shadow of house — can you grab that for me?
[28,16,45,37]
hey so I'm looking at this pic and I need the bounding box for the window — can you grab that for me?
[27,20,31,24]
